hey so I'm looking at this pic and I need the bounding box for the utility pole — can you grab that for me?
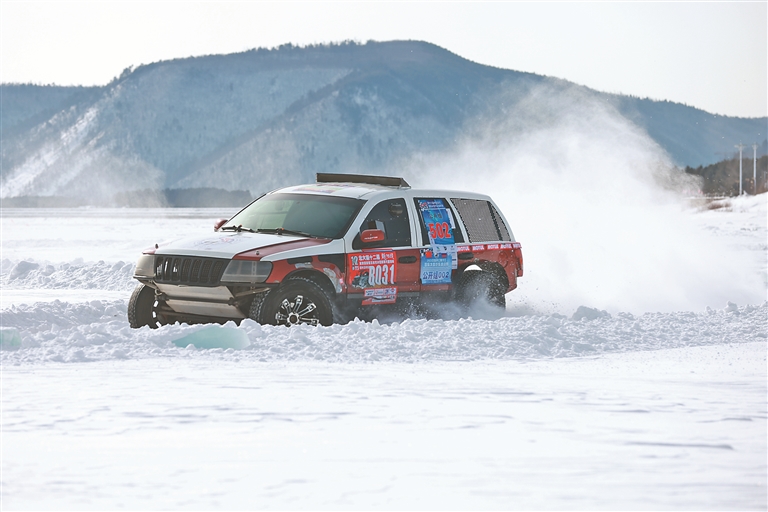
[753,144,758,194]
[735,143,745,195]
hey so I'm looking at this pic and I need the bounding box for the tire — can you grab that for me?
[250,277,334,327]
[456,270,506,318]
[127,283,167,329]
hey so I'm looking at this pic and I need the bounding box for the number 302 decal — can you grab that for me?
[428,222,451,240]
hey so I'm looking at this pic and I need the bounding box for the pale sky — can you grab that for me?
[1,1,766,118]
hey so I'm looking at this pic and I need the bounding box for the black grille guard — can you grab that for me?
[153,255,229,286]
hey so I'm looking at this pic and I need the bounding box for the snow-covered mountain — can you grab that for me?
[1,40,765,202]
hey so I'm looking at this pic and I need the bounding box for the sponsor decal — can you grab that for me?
[472,244,485,251]
[486,244,500,250]
[500,243,514,249]
[418,198,457,272]
[456,245,471,252]
[322,267,344,294]
[431,243,458,269]
[348,250,398,305]
[194,236,237,247]
[420,249,452,284]
[363,287,398,304]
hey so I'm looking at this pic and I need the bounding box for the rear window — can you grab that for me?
[450,198,511,243]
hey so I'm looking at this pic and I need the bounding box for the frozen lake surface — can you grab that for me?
[3,343,765,510]
[1,195,766,509]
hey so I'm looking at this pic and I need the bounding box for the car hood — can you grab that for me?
[153,232,330,259]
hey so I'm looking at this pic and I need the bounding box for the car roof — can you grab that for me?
[273,182,494,202]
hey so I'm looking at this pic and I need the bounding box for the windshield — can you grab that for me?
[224,193,364,239]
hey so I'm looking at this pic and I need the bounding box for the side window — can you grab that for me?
[413,198,465,245]
[450,198,512,242]
[352,198,412,249]
[488,202,511,241]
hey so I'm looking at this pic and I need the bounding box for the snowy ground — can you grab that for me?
[1,196,766,510]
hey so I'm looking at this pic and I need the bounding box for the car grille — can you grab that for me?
[154,256,228,286]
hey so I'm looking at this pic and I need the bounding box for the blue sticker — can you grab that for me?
[420,249,452,284]
[418,199,455,246]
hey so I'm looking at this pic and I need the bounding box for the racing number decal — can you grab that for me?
[348,251,398,305]
[418,199,456,284]
[419,199,455,246]
[428,222,452,242]
[369,264,395,286]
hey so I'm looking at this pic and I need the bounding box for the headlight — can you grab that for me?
[134,254,156,278]
[220,260,272,284]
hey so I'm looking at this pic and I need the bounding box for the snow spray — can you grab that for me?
[407,85,764,315]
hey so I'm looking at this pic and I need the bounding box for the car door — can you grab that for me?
[413,197,467,292]
[346,197,420,305]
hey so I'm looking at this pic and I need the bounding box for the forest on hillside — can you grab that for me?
[686,154,768,196]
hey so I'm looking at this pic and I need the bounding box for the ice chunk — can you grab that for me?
[0,328,22,349]
[172,326,250,350]
[9,261,39,280]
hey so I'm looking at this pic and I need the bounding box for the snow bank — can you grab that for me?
[2,299,764,365]
[1,259,136,291]
[718,193,767,214]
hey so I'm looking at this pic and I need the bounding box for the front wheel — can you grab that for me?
[127,283,167,328]
[250,278,334,326]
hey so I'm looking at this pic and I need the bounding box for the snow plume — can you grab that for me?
[408,85,765,314]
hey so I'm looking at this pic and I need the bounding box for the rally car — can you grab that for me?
[128,173,523,328]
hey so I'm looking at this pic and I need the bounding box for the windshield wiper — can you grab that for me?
[256,227,313,238]
[220,225,256,233]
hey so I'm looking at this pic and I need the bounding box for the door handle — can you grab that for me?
[398,256,417,263]
[458,252,474,260]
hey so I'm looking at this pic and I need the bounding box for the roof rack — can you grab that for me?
[316,173,411,189]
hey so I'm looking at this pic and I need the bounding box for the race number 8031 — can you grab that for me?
[369,264,395,286]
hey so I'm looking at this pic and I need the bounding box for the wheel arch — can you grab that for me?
[458,260,509,291]
[283,268,338,298]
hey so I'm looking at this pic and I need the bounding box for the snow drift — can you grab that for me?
[1,299,764,365]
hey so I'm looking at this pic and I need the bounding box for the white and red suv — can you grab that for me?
[129,174,523,328]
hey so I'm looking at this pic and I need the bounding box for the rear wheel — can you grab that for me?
[251,278,334,326]
[127,283,167,328]
[456,270,506,318]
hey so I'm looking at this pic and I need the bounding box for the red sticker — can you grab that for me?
[348,251,398,305]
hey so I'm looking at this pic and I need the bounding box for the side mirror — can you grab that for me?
[213,219,228,232]
[360,229,385,244]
